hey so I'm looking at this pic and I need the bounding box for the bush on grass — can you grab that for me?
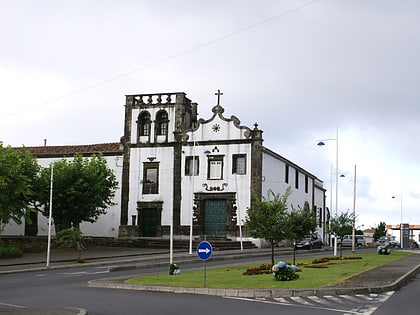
[169,263,181,275]
[272,261,300,281]
[378,245,391,255]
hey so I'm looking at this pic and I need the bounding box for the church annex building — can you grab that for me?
[4,91,328,244]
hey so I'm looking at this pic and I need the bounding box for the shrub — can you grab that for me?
[56,228,85,262]
[272,261,300,281]
[377,245,390,255]
[0,241,23,258]
[169,263,181,275]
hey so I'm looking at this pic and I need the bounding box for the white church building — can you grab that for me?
[4,91,328,242]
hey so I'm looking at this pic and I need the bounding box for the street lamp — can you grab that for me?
[317,125,339,256]
[392,193,403,249]
[351,165,357,253]
[46,163,54,268]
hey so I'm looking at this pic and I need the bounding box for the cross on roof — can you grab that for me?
[215,89,223,106]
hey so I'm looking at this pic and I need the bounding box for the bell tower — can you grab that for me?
[119,92,197,236]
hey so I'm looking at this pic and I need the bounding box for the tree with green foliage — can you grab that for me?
[0,143,39,229]
[34,154,118,232]
[245,187,291,266]
[286,206,317,265]
[373,221,387,241]
[329,210,355,258]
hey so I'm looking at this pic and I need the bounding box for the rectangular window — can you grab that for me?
[305,175,309,193]
[208,156,224,180]
[143,163,159,194]
[285,165,289,183]
[232,154,246,175]
[185,156,199,176]
[295,169,299,189]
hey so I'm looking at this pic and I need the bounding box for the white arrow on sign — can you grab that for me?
[198,248,211,254]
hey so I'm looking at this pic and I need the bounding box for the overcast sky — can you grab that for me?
[1,0,419,231]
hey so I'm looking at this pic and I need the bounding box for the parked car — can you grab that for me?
[295,234,323,250]
[376,236,400,248]
[339,235,366,247]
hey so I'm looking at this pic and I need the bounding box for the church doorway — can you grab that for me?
[142,208,158,237]
[137,201,163,237]
[203,199,227,236]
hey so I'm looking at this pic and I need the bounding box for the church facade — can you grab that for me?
[3,91,328,242]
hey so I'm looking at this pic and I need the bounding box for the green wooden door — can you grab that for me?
[204,199,227,236]
[142,208,157,237]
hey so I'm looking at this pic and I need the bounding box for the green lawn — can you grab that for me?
[126,251,411,289]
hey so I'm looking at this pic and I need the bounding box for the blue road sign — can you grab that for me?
[196,241,213,261]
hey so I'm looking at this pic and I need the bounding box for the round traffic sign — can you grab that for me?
[196,241,213,261]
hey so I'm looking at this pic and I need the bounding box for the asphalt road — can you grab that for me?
[0,248,418,314]
[373,272,420,315]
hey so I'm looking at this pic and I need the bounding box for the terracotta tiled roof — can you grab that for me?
[23,142,122,158]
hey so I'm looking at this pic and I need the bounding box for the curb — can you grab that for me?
[0,307,88,315]
[88,262,420,298]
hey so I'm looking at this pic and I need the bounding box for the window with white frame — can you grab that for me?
[207,155,224,180]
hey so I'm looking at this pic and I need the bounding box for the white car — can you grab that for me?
[340,235,365,247]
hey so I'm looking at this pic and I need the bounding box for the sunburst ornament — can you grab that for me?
[212,124,221,132]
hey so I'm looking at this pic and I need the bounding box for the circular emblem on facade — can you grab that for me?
[212,124,221,132]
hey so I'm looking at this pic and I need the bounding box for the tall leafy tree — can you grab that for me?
[35,154,118,231]
[0,143,39,229]
[329,210,354,258]
[245,187,291,266]
[286,206,317,265]
[373,221,387,241]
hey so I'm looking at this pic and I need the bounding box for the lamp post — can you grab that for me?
[46,163,54,268]
[392,193,403,248]
[317,125,339,256]
[351,165,357,253]
[189,140,197,255]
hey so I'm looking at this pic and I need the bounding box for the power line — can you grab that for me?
[0,0,319,120]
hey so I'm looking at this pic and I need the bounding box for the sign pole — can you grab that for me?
[196,241,212,287]
[203,260,207,287]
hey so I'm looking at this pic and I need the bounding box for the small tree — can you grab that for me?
[329,210,354,258]
[0,143,39,228]
[35,154,118,232]
[286,206,317,265]
[245,187,291,266]
[373,221,387,241]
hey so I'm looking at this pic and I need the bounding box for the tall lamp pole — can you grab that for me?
[46,163,54,268]
[392,193,403,248]
[317,125,339,256]
[189,140,196,255]
[352,164,357,253]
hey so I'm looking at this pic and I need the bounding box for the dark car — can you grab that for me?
[295,234,323,250]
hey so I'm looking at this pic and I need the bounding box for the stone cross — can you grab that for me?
[215,89,223,105]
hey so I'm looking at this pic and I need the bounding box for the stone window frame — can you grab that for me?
[142,162,159,194]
